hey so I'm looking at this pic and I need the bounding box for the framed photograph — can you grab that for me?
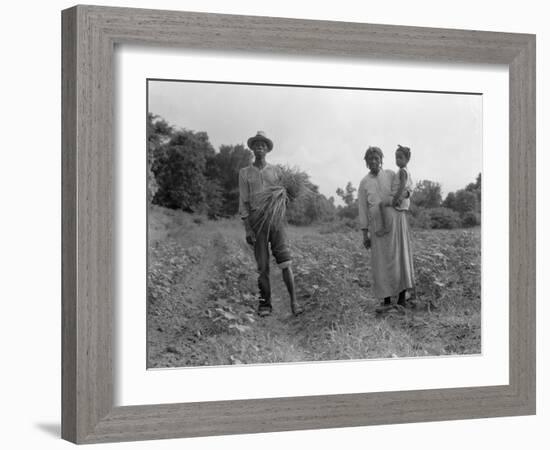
[62,5,535,444]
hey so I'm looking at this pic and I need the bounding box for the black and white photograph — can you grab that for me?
[146,79,482,369]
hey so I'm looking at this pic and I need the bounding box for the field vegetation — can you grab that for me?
[147,206,480,368]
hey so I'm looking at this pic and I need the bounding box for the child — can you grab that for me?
[377,145,413,236]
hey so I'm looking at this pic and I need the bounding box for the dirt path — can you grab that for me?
[147,229,226,367]
[247,272,312,363]
[181,234,225,308]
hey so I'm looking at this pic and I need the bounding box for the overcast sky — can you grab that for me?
[148,80,482,203]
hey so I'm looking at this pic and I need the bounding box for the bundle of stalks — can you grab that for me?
[251,165,313,233]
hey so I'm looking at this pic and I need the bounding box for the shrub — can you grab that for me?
[152,130,215,211]
[409,207,461,229]
[210,144,252,216]
[408,208,432,229]
[443,189,479,215]
[461,211,481,227]
[337,203,359,221]
[429,207,462,229]
[336,182,358,220]
[203,180,224,219]
[283,166,336,226]
[412,180,442,209]
[318,218,358,234]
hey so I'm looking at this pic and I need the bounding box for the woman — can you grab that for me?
[357,146,415,309]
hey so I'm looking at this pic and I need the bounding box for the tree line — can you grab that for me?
[148,113,481,229]
[410,175,481,228]
[335,175,481,230]
[147,114,336,225]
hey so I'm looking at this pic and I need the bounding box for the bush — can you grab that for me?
[443,189,479,215]
[408,208,433,229]
[152,130,215,211]
[287,194,334,226]
[210,144,252,216]
[203,180,224,219]
[409,207,461,229]
[429,207,462,229]
[336,182,358,220]
[337,203,359,221]
[284,167,336,225]
[318,218,358,234]
[412,180,442,209]
[461,211,481,227]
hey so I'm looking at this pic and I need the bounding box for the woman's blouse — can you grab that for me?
[358,169,395,230]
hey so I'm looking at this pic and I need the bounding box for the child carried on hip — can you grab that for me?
[377,145,413,237]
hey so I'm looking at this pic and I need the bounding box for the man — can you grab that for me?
[238,131,303,317]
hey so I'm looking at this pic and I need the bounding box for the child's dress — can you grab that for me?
[391,168,413,211]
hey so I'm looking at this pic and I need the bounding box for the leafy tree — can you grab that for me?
[336,182,356,207]
[408,207,433,229]
[286,173,336,225]
[210,144,252,216]
[147,113,174,202]
[152,129,216,211]
[147,113,173,148]
[443,189,479,215]
[465,172,482,204]
[204,179,224,219]
[442,174,482,228]
[335,182,358,220]
[428,207,462,229]
[412,180,442,209]
[466,172,481,192]
[314,194,337,223]
[442,192,456,210]
[461,211,481,227]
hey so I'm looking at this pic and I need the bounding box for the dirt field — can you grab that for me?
[147,205,481,368]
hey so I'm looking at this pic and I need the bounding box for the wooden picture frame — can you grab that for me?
[61,5,536,444]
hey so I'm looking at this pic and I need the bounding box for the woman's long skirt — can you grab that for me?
[370,208,415,299]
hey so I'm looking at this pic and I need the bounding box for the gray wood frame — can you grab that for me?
[62,5,536,444]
